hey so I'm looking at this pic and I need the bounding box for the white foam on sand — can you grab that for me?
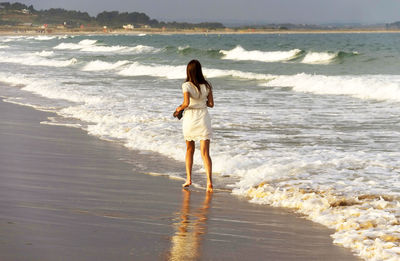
[0,73,34,87]
[233,180,400,261]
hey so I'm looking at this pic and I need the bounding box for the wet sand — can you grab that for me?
[0,99,360,261]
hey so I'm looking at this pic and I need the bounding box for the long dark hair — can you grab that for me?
[186,60,211,93]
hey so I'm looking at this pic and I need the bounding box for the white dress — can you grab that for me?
[181,82,212,141]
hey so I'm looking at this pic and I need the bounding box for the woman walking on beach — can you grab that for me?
[175,60,214,192]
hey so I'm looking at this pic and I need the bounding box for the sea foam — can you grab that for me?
[0,36,25,42]
[0,52,77,67]
[28,35,56,41]
[34,50,55,57]
[262,73,400,103]
[236,183,400,261]
[53,39,98,50]
[0,73,106,105]
[118,62,275,81]
[82,60,129,71]
[80,44,159,53]
[0,73,33,87]
[54,39,159,53]
[118,62,186,79]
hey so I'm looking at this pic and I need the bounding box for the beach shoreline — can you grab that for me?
[1,27,400,36]
[0,98,360,260]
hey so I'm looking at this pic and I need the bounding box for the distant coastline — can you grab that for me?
[1,27,400,36]
[2,1,400,36]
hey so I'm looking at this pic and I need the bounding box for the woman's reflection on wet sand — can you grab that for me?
[167,189,212,261]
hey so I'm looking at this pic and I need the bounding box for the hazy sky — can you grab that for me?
[15,0,400,25]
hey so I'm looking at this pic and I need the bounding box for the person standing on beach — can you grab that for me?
[175,60,214,192]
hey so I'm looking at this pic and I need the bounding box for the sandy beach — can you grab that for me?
[0,99,360,260]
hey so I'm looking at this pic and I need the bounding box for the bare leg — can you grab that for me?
[200,139,213,192]
[183,140,195,188]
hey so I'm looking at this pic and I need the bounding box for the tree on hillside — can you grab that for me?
[35,8,93,25]
[96,11,119,25]
[96,11,158,27]
[0,2,29,10]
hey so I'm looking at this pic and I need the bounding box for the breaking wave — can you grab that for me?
[82,60,129,71]
[0,36,26,42]
[34,50,55,57]
[176,45,222,58]
[220,46,358,64]
[301,51,358,64]
[0,51,77,67]
[262,73,400,102]
[220,46,302,62]
[0,73,105,105]
[27,35,56,41]
[54,39,159,53]
[118,62,274,81]
[53,39,98,50]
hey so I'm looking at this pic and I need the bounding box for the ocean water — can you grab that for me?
[1,33,400,260]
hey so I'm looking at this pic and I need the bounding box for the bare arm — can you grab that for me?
[206,89,214,108]
[176,92,190,112]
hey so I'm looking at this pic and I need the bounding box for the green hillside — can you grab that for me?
[0,2,225,29]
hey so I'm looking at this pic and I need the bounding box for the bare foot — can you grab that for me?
[207,184,213,193]
[182,180,192,188]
